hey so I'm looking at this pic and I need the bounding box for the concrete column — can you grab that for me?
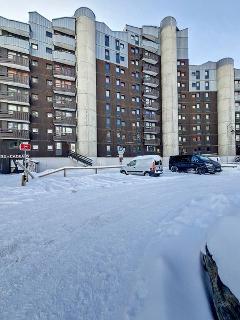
[74,7,97,157]
[216,58,235,157]
[160,17,179,157]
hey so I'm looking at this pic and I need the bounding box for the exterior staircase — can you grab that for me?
[68,151,93,167]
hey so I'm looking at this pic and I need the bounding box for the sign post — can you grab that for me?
[20,143,31,186]
[117,146,125,164]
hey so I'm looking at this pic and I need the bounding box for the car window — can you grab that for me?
[155,161,160,165]
[192,156,199,163]
[129,160,136,166]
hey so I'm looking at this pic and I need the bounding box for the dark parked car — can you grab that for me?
[169,155,220,174]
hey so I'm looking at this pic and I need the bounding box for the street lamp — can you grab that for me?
[227,123,235,163]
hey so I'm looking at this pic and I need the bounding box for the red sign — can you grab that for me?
[20,143,31,151]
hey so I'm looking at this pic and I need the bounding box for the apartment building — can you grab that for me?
[0,7,238,166]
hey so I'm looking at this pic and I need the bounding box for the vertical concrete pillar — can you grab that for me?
[160,17,179,157]
[74,7,97,157]
[216,58,235,157]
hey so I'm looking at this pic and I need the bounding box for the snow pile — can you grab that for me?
[0,170,240,319]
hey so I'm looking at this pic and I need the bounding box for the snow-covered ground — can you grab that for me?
[0,169,240,320]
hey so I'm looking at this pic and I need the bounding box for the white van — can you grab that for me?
[120,155,163,176]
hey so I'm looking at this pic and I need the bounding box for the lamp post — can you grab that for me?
[227,123,235,163]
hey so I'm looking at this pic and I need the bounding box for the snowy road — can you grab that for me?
[0,170,240,319]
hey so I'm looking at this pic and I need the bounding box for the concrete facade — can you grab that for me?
[75,8,97,157]
[216,58,236,157]
[160,17,179,157]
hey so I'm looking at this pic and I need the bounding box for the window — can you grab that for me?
[105,63,110,73]
[205,81,209,90]
[106,117,111,128]
[46,64,52,70]
[106,90,110,98]
[32,111,38,117]
[47,96,53,102]
[116,66,120,73]
[105,35,109,47]
[120,43,124,49]
[121,82,125,87]
[47,129,53,134]
[116,106,121,112]
[105,103,110,112]
[46,31,52,38]
[196,70,200,79]
[47,80,52,86]
[121,94,125,100]
[192,83,196,88]
[47,113,53,118]
[206,114,210,120]
[106,145,111,152]
[116,53,120,64]
[196,82,200,89]
[32,77,38,84]
[105,49,110,60]
[115,39,120,50]
[236,124,240,130]
[32,128,38,133]
[32,145,39,150]
[47,145,53,151]
[206,136,210,142]
[31,94,38,101]
[205,70,209,79]
[31,43,38,50]
[121,121,126,126]
[121,108,125,113]
[46,47,52,54]
[236,135,240,142]
[116,79,120,86]
[32,60,38,66]
[116,92,120,99]
[206,125,210,131]
[206,103,209,109]
[106,76,110,84]
[117,119,121,127]
[120,69,125,74]
[120,56,125,62]
[205,92,209,98]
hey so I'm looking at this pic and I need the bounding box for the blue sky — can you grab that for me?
[1,0,240,66]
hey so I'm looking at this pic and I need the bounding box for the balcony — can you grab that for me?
[0,129,29,140]
[53,133,76,142]
[53,116,76,126]
[52,18,75,36]
[0,17,29,38]
[143,76,159,88]
[0,111,29,122]
[144,126,160,134]
[143,88,159,99]
[0,56,29,71]
[53,51,76,66]
[142,39,159,53]
[53,34,75,51]
[143,101,160,111]
[142,26,159,42]
[0,36,29,54]
[143,63,158,76]
[235,94,240,101]
[0,92,29,105]
[53,100,76,111]
[143,114,160,122]
[53,85,76,96]
[0,74,29,88]
[144,138,160,146]
[53,67,75,81]
[142,51,158,65]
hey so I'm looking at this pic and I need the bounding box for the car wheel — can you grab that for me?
[121,170,128,175]
[196,167,202,175]
[171,166,178,172]
[144,171,150,176]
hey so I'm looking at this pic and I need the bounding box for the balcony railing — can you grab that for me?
[143,88,159,99]
[0,129,29,140]
[142,39,159,53]
[144,138,160,146]
[0,92,29,104]
[0,74,29,86]
[0,36,29,54]
[53,100,76,110]
[53,116,76,126]
[143,114,160,122]
[0,111,29,122]
[142,63,159,76]
[53,68,75,79]
[144,126,160,134]
[53,34,75,51]
[53,86,76,95]
[0,56,29,68]
[142,51,158,65]
[53,51,76,66]
[53,133,76,142]
[143,101,160,111]
[143,76,159,88]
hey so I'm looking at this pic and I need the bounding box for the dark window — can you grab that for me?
[46,47,52,54]
[105,35,109,47]
[105,63,110,73]
[105,49,110,60]
[46,31,52,38]
[115,39,120,50]
[120,56,125,62]
[196,70,200,79]
[116,53,120,64]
